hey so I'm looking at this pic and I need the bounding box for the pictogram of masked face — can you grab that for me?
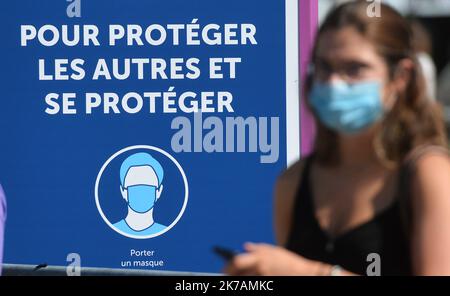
[119,153,164,214]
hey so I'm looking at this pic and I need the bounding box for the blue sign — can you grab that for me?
[0,0,301,273]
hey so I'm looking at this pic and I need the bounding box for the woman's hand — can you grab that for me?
[223,243,331,276]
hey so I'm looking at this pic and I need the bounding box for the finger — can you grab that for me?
[234,253,259,269]
[244,242,271,252]
[244,242,257,252]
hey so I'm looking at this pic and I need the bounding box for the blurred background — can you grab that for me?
[319,0,450,141]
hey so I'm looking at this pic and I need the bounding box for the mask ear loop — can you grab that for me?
[120,185,128,202]
[156,184,163,201]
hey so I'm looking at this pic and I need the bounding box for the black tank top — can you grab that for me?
[286,156,412,275]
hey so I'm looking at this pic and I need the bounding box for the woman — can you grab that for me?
[225,1,450,276]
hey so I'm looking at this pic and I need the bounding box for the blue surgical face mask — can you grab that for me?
[127,185,157,213]
[309,81,384,134]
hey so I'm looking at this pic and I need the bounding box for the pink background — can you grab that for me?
[299,0,318,156]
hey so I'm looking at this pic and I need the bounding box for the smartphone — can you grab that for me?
[213,246,237,262]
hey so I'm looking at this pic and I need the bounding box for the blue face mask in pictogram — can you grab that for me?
[127,185,157,213]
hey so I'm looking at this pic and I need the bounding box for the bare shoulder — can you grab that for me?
[407,148,450,274]
[409,147,450,206]
[273,158,308,246]
[412,148,450,182]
